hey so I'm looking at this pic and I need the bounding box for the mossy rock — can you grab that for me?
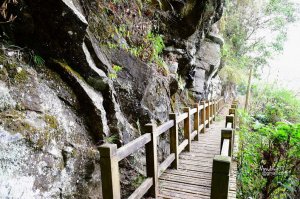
[44,114,59,129]
[13,69,29,83]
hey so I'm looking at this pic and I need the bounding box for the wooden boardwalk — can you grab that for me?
[157,106,237,199]
[99,99,238,199]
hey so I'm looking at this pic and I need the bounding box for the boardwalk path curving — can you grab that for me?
[157,105,237,199]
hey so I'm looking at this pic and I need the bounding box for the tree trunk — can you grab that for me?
[244,65,253,111]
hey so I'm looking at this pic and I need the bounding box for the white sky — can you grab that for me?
[262,0,300,94]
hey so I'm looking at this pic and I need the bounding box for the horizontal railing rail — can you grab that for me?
[99,97,226,199]
[211,100,238,199]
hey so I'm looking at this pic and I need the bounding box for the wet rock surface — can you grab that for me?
[0,56,101,198]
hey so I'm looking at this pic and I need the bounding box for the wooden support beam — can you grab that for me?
[193,103,200,141]
[99,144,121,199]
[144,124,158,197]
[200,101,206,134]
[169,113,179,169]
[183,107,191,152]
[211,155,231,199]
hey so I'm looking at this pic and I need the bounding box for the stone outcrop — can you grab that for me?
[0,57,102,198]
[0,0,225,197]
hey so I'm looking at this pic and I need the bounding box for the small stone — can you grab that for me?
[7,51,14,57]
[16,67,23,73]
[169,61,178,74]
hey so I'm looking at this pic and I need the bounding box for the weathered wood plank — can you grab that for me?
[160,180,211,196]
[178,164,213,173]
[177,112,188,123]
[190,108,197,115]
[183,107,191,152]
[116,133,151,161]
[158,153,175,177]
[193,103,200,141]
[169,113,179,169]
[99,144,121,199]
[178,139,189,154]
[159,189,208,199]
[191,130,197,140]
[128,178,152,199]
[221,139,230,156]
[144,124,158,197]
[163,169,212,179]
[156,120,174,136]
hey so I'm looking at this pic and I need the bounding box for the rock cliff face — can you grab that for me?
[0,0,224,198]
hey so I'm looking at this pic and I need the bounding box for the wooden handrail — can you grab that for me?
[221,139,230,156]
[116,133,151,161]
[128,178,153,199]
[156,120,174,136]
[99,97,226,199]
[211,100,238,199]
[158,153,176,177]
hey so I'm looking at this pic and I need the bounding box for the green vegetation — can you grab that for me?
[220,0,297,108]
[44,114,59,129]
[237,85,300,198]
[13,69,28,83]
[251,84,300,123]
[33,55,45,66]
[104,134,119,144]
[132,174,146,189]
[109,64,123,79]
[220,2,300,195]
[90,0,167,74]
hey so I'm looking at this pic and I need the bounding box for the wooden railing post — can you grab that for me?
[210,101,213,124]
[99,144,121,199]
[213,100,216,121]
[194,103,200,141]
[221,129,234,156]
[144,124,158,197]
[206,101,210,128]
[225,115,234,129]
[211,155,231,199]
[200,101,206,133]
[169,113,179,169]
[183,107,191,151]
[229,108,237,129]
[231,104,237,109]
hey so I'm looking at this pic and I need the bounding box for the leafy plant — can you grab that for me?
[238,122,300,198]
[33,55,45,66]
[109,64,123,79]
[104,134,119,144]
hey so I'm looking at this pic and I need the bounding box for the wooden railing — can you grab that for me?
[211,100,238,199]
[99,97,225,199]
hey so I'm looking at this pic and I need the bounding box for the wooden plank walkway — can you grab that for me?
[157,106,238,199]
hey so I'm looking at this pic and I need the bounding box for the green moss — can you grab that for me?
[14,69,28,83]
[132,174,146,189]
[44,114,59,129]
[86,148,98,159]
[87,77,108,91]
[53,60,84,80]
[181,0,197,17]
